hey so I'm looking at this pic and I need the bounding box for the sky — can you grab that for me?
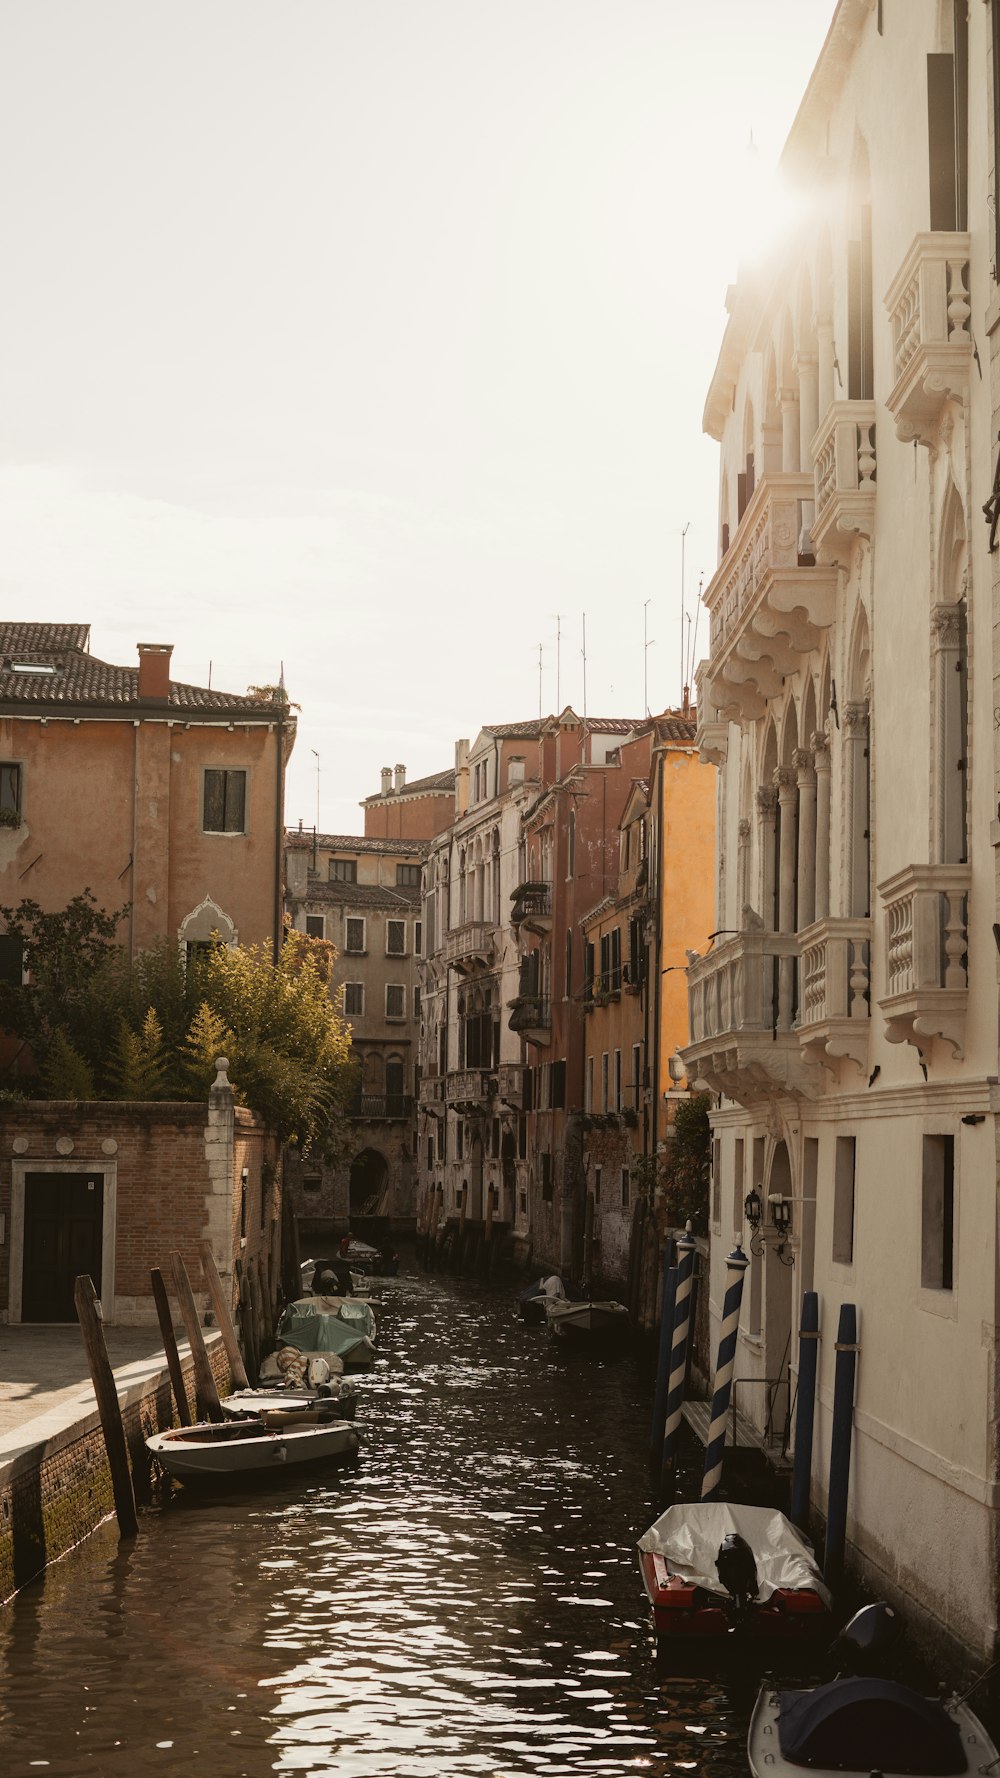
[0,0,837,834]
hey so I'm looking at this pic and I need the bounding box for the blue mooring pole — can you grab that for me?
[649,1241,678,1472]
[790,1291,820,1531]
[701,1238,750,1501]
[824,1302,858,1590]
[660,1222,696,1486]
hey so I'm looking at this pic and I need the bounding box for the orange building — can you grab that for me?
[0,624,293,968]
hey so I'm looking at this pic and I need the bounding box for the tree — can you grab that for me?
[0,890,129,1075]
[632,1092,713,1237]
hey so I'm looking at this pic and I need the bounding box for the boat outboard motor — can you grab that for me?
[829,1602,901,1675]
[715,1532,759,1616]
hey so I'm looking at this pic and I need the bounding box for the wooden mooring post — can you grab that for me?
[73,1275,138,1539]
[234,1256,259,1383]
[171,1252,223,1421]
[199,1240,250,1390]
[150,1267,192,1426]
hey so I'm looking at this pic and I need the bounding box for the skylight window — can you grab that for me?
[11,662,56,674]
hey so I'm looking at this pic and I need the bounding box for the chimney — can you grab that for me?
[381,767,393,796]
[394,763,406,792]
[137,643,173,700]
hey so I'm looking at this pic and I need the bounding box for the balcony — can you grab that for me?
[496,1062,528,1107]
[811,402,876,566]
[701,474,838,727]
[351,1093,414,1121]
[885,232,972,449]
[418,1075,447,1116]
[447,1068,497,1112]
[445,920,496,975]
[877,863,970,1059]
[510,880,552,936]
[797,917,872,1076]
[508,994,551,1045]
[682,930,822,1103]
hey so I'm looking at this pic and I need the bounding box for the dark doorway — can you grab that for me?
[349,1149,388,1217]
[22,1172,104,1322]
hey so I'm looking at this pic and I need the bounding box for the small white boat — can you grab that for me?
[147,1416,358,1482]
[747,1604,1000,1777]
[221,1384,358,1421]
[545,1298,629,1340]
[748,1677,999,1777]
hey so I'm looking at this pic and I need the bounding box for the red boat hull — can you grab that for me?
[639,1548,829,1639]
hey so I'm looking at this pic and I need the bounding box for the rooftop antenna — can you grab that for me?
[680,522,690,707]
[690,573,703,694]
[538,642,543,721]
[550,613,563,711]
[310,749,320,835]
[581,612,588,725]
[644,599,654,717]
[207,660,212,689]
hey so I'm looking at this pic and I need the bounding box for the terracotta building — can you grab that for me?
[0,623,293,967]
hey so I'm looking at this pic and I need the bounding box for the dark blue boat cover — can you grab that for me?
[777,1678,968,1773]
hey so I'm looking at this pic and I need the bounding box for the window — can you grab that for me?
[413,986,421,1019]
[386,919,406,955]
[0,763,21,823]
[601,1053,609,1112]
[203,768,246,834]
[456,1118,465,1160]
[922,1135,955,1290]
[329,859,357,883]
[541,1152,553,1201]
[613,1050,622,1113]
[397,863,421,886]
[594,1165,602,1205]
[631,1044,641,1106]
[833,1136,856,1265]
[302,1174,321,1195]
[415,921,422,956]
[551,1060,566,1110]
[346,918,366,953]
[586,1056,594,1112]
[621,1168,630,1209]
[344,982,364,1016]
[386,983,406,1019]
[305,915,325,939]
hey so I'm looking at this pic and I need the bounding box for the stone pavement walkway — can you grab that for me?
[0,1325,172,1439]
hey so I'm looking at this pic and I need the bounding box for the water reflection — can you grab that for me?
[0,1271,754,1777]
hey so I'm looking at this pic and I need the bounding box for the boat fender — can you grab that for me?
[276,1443,287,1463]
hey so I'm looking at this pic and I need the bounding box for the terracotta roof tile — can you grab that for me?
[0,622,283,716]
[286,831,428,856]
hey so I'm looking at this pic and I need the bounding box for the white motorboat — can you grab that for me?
[147,1415,358,1482]
[545,1298,629,1340]
[221,1384,358,1421]
[747,1604,1000,1777]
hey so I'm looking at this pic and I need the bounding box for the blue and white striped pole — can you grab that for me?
[659,1221,696,1483]
[648,1240,678,1472]
[701,1238,750,1501]
[790,1291,820,1530]
[824,1302,858,1589]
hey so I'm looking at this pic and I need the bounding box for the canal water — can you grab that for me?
[0,1269,803,1776]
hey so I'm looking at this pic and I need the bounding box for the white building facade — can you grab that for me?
[685,0,999,1658]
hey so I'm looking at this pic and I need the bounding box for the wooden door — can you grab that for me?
[21,1172,104,1321]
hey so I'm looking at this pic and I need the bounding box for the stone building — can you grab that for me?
[685,0,997,1659]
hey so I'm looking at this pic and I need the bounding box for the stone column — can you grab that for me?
[796,350,819,552]
[780,387,800,473]
[774,766,798,1029]
[737,817,751,918]
[931,602,965,864]
[843,703,870,919]
[816,314,835,418]
[794,748,817,931]
[755,786,778,927]
[812,732,831,922]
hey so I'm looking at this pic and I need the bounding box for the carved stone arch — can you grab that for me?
[178,895,237,956]
[801,676,818,746]
[779,698,800,770]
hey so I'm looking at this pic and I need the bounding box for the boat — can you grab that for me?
[637,1502,831,1641]
[747,1604,1000,1775]
[276,1296,378,1368]
[147,1415,358,1482]
[519,1274,567,1325]
[545,1297,629,1340]
[221,1384,358,1421]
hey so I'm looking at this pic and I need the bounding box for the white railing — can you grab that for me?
[813,403,876,521]
[889,236,970,385]
[879,865,970,996]
[687,930,800,1044]
[799,918,871,1026]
